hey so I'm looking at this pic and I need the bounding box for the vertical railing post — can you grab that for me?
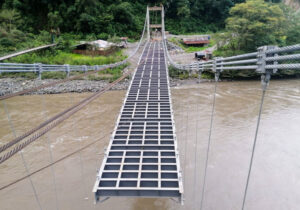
[35,63,42,80]
[213,58,222,81]
[198,62,202,83]
[219,57,224,73]
[188,64,192,77]
[38,63,42,80]
[147,6,150,41]
[161,5,165,40]
[65,64,70,78]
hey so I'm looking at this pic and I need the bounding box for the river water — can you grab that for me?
[0,79,299,210]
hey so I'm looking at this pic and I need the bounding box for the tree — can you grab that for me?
[225,0,286,51]
[0,9,19,32]
[281,4,300,45]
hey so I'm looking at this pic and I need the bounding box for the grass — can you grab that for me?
[4,49,126,65]
[168,34,216,53]
[168,65,214,80]
[88,64,128,82]
[0,49,128,80]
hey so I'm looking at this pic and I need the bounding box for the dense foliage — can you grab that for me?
[0,0,299,56]
[214,0,300,56]
[0,0,246,37]
[226,0,286,51]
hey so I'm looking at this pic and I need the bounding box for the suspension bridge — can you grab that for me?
[0,5,300,210]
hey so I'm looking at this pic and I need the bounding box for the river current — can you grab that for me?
[0,80,299,210]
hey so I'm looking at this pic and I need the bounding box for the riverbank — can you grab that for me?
[2,76,300,96]
[0,77,214,96]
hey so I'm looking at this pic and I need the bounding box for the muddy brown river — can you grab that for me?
[0,80,299,210]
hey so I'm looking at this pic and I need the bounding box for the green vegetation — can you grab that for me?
[168,35,216,53]
[4,49,126,65]
[168,65,214,80]
[211,0,300,79]
[88,64,129,82]
[215,0,300,56]
[0,0,299,81]
[0,0,245,48]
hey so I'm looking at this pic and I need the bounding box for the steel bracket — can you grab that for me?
[257,46,278,74]
[213,57,223,82]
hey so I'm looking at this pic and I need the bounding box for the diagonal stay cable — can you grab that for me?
[0,133,108,192]
[0,72,130,164]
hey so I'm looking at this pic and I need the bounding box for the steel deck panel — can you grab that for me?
[94,42,183,202]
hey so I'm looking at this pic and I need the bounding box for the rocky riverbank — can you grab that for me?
[0,77,215,96]
[0,78,130,96]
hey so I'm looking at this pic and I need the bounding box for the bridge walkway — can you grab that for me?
[93,41,183,202]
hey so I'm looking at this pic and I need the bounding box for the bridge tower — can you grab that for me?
[147,5,165,41]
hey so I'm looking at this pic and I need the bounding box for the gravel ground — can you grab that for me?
[0,78,131,96]
[0,76,213,96]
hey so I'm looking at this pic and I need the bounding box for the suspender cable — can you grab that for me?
[193,94,200,208]
[2,101,42,210]
[183,101,189,199]
[200,70,220,210]
[241,72,271,210]
[68,92,86,207]
[41,94,59,210]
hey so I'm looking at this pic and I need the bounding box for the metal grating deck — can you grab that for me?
[93,42,183,202]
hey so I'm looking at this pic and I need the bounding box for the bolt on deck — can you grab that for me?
[93,42,183,203]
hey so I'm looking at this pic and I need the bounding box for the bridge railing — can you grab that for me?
[0,61,128,79]
[164,40,300,75]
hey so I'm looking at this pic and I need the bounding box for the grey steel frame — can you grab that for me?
[93,42,183,203]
